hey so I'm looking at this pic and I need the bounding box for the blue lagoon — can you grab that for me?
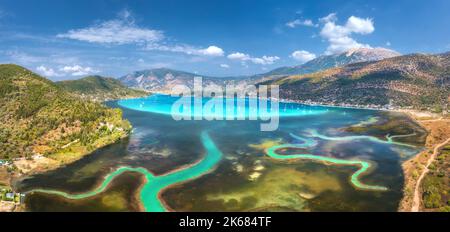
[19,94,426,211]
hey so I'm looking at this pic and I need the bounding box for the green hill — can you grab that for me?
[57,75,148,101]
[0,64,132,160]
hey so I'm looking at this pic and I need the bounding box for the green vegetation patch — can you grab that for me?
[0,64,132,160]
[422,145,450,212]
[343,112,427,146]
[57,75,147,101]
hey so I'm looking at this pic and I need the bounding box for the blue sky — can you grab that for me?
[0,0,449,80]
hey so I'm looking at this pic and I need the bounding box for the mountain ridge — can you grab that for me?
[262,52,449,111]
[119,47,401,92]
[57,75,148,101]
[260,47,401,76]
[119,67,266,92]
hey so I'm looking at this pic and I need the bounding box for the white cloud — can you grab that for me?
[6,51,98,77]
[251,56,280,65]
[290,50,317,63]
[220,64,230,68]
[198,46,224,56]
[286,19,317,28]
[57,12,163,44]
[227,52,250,61]
[286,19,301,28]
[57,10,224,58]
[4,51,101,78]
[36,65,59,77]
[386,41,391,46]
[345,16,374,34]
[145,44,224,57]
[59,65,98,76]
[319,13,375,54]
[227,52,280,65]
[227,52,250,60]
[319,13,338,23]
[57,20,163,45]
[302,19,316,27]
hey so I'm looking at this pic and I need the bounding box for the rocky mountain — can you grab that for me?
[57,75,148,101]
[120,68,209,91]
[0,64,132,159]
[119,48,400,92]
[262,52,450,111]
[119,68,269,92]
[262,47,401,76]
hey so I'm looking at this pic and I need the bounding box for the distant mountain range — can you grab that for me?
[261,47,400,76]
[119,68,274,92]
[57,75,148,101]
[119,47,400,92]
[262,52,449,111]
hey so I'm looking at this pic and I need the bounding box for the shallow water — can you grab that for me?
[18,94,425,211]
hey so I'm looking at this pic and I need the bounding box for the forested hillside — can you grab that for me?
[57,75,148,101]
[0,64,131,160]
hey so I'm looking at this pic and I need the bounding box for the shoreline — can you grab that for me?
[1,130,131,212]
[13,132,129,176]
[148,91,446,116]
[398,112,450,212]
[23,131,223,212]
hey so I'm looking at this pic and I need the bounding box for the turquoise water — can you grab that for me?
[118,94,330,118]
[29,127,419,211]
[140,131,223,211]
[20,94,425,211]
[267,133,389,191]
[30,131,222,212]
